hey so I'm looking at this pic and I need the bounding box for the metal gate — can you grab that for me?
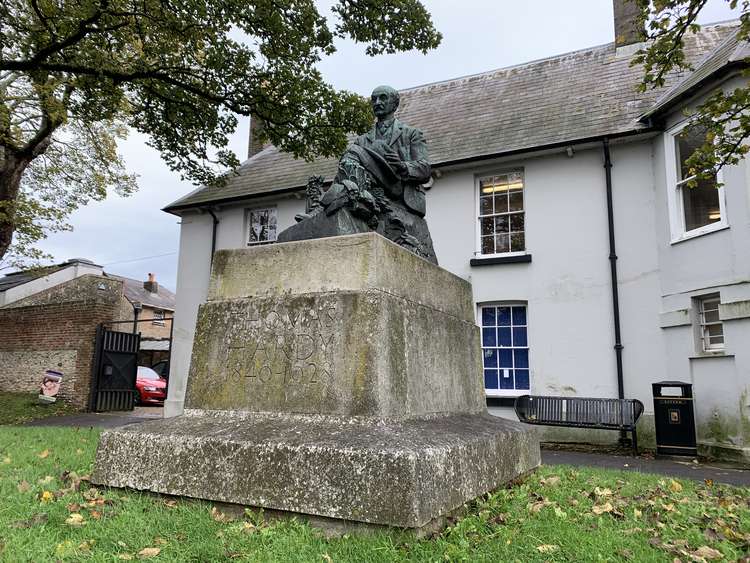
[89,326,140,412]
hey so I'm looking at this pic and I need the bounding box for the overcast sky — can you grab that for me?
[36,0,738,291]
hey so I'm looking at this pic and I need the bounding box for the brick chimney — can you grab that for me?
[248,115,269,159]
[143,273,158,294]
[613,0,645,47]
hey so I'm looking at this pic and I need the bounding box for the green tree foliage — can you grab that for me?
[633,0,750,186]
[0,0,441,266]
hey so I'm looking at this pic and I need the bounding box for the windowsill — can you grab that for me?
[689,352,734,360]
[670,223,729,245]
[485,390,527,398]
[471,253,532,266]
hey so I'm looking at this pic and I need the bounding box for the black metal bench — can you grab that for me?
[513,395,645,456]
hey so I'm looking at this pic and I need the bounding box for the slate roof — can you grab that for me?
[641,27,750,120]
[106,274,176,311]
[165,22,738,213]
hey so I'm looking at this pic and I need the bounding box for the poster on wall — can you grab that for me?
[247,208,278,245]
[38,369,63,403]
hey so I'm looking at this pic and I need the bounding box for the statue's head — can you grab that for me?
[370,85,400,120]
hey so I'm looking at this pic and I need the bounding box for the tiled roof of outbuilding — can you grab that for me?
[165,22,738,213]
[106,274,176,311]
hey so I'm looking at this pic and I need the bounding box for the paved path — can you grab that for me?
[542,449,750,487]
[24,407,162,430]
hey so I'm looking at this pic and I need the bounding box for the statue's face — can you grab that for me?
[371,87,398,119]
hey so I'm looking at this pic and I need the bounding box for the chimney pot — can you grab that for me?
[613,0,645,48]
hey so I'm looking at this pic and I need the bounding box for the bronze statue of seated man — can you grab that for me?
[279,85,437,265]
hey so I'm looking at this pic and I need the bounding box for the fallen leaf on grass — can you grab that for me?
[536,544,559,553]
[90,510,103,520]
[322,554,333,563]
[594,487,613,497]
[540,476,560,486]
[592,502,614,515]
[554,506,567,519]
[162,499,178,508]
[16,481,30,493]
[39,491,54,503]
[37,449,50,459]
[38,475,54,485]
[527,499,552,514]
[10,513,48,528]
[619,548,634,559]
[138,547,161,559]
[65,513,85,527]
[691,546,723,560]
[240,522,257,534]
[117,555,134,561]
[669,480,683,493]
[2,456,11,464]
[153,537,167,545]
[634,508,642,519]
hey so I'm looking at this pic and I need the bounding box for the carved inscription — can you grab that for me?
[216,302,338,387]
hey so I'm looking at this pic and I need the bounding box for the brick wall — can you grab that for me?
[0,275,122,408]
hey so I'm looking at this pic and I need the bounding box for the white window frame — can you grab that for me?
[477,301,530,398]
[152,309,165,326]
[697,295,725,353]
[246,206,278,246]
[474,170,527,258]
[664,120,728,244]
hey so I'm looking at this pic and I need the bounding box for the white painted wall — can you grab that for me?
[0,261,103,307]
[649,77,750,457]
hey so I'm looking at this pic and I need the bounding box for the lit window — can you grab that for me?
[666,122,727,241]
[480,304,529,395]
[247,207,278,245]
[698,296,724,352]
[477,172,525,255]
[152,310,165,326]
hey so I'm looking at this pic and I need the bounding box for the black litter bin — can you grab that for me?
[652,381,697,456]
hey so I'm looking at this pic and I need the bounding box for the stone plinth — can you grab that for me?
[93,233,540,531]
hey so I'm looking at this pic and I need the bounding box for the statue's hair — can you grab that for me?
[372,85,400,108]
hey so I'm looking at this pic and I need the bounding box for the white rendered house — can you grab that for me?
[163,14,750,461]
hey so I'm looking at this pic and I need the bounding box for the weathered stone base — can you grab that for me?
[92,410,540,528]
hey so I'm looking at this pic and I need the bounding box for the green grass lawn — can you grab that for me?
[0,393,79,426]
[0,426,748,562]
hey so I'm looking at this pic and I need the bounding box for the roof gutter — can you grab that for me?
[162,128,657,215]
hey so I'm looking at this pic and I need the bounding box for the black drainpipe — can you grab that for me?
[207,208,219,266]
[602,139,626,407]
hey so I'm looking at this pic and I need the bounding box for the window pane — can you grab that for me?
[510,232,525,252]
[514,349,529,369]
[481,217,495,236]
[510,212,525,232]
[708,335,725,346]
[682,177,720,231]
[512,327,527,347]
[482,328,496,347]
[495,234,510,253]
[481,307,496,326]
[479,178,495,195]
[703,309,720,323]
[484,369,498,390]
[480,196,493,215]
[481,236,495,255]
[499,349,513,368]
[509,190,523,212]
[515,369,530,390]
[677,124,708,182]
[495,215,509,233]
[499,368,515,389]
[483,348,498,368]
[498,307,511,326]
[706,324,723,338]
[512,307,527,325]
[498,327,512,347]
[494,193,508,214]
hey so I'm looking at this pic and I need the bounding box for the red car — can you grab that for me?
[135,366,167,405]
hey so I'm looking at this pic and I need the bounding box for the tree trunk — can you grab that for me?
[0,152,30,262]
